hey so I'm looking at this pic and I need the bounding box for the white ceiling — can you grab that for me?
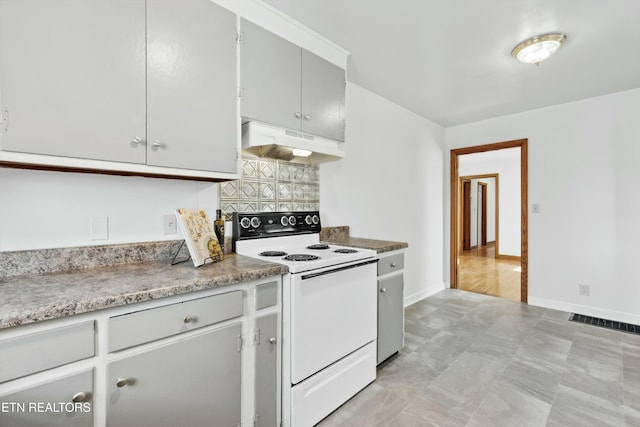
[262,0,640,127]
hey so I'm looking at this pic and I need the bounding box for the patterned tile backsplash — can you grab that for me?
[219,158,320,217]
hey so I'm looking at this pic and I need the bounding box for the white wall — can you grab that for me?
[321,83,446,305]
[0,168,217,251]
[459,149,520,256]
[445,88,640,324]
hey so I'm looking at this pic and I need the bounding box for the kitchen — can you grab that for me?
[1,0,640,426]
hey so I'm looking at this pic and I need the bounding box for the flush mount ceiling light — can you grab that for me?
[511,33,567,65]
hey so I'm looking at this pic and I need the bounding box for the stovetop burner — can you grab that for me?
[283,254,321,262]
[334,248,358,254]
[259,251,288,257]
[307,244,330,250]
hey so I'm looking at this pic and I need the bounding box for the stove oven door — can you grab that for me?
[290,258,377,384]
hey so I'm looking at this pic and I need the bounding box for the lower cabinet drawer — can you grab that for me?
[0,321,95,383]
[377,252,404,276]
[255,281,278,310]
[108,290,243,352]
[291,341,376,427]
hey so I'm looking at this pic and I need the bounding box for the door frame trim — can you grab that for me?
[479,181,488,247]
[450,139,528,303]
[462,179,472,251]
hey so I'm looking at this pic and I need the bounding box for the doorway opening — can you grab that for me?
[460,174,498,258]
[450,139,528,302]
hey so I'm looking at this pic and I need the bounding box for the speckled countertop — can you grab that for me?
[323,237,408,254]
[0,228,404,330]
[320,226,408,254]
[0,253,287,330]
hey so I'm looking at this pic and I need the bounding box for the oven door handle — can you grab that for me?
[300,258,378,280]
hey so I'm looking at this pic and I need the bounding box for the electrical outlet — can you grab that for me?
[164,214,177,235]
[578,284,590,296]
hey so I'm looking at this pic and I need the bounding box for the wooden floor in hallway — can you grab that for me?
[458,244,521,302]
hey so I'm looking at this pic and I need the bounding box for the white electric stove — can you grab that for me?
[233,211,378,427]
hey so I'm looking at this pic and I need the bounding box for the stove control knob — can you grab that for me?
[280,216,289,227]
[250,217,261,228]
[305,215,313,225]
[288,215,296,226]
[312,215,320,225]
[240,217,251,229]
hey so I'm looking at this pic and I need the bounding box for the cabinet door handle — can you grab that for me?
[294,112,301,119]
[116,377,130,388]
[151,141,167,151]
[72,392,87,403]
[390,262,397,268]
[183,315,193,324]
[303,114,311,121]
[130,137,145,147]
[269,337,277,345]
[380,288,387,293]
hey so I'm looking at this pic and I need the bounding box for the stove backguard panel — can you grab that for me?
[219,157,319,218]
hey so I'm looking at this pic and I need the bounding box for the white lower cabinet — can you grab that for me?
[0,370,94,427]
[107,324,242,427]
[377,251,405,364]
[254,313,278,427]
[0,277,281,427]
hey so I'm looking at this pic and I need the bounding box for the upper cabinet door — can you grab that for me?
[301,49,345,141]
[0,0,146,163]
[240,19,301,131]
[146,0,237,173]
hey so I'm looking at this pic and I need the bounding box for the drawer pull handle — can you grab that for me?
[390,262,397,268]
[72,392,87,402]
[116,377,130,388]
[269,337,277,345]
[183,315,193,323]
[294,112,301,119]
[380,288,387,293]
[303,114,311,121]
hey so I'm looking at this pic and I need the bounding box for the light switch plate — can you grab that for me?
[90,216,109,240]
[164,214,177,234]
[532,203,541,214]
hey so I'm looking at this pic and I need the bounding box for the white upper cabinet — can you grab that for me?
[300,49,346,142]
[240,19,301,132]
[0,0,238,177]
[240,19,345,142]
[146,0,237,173]
[0,0,147,164]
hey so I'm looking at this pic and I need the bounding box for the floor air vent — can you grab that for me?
[569,313,640,335]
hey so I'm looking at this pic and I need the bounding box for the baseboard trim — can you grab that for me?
[497,254,521,261]
[528,297,640,325]
[404,283,444,307]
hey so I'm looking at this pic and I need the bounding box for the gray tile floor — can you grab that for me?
[317,289,640,427]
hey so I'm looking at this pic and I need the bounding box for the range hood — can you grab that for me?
[241,121,345,164]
